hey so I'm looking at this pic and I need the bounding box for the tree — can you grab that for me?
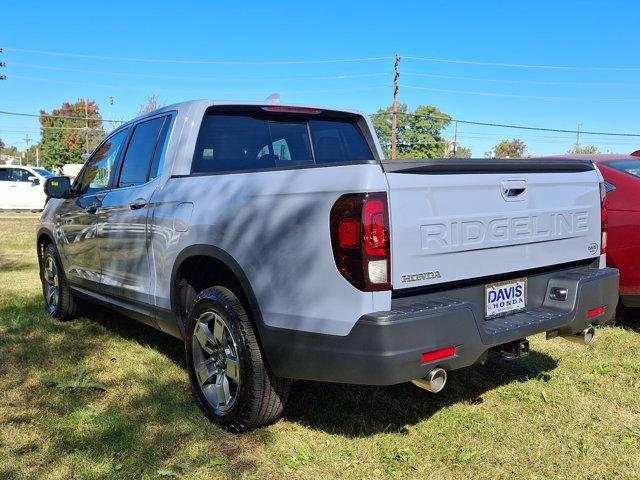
[138,95,162,116]
[39,99,104,169]
[493,139,527,158]
[372,103,451,159]
[0,137,4,151]
[567,145,599,154]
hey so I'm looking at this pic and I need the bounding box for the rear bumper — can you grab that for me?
[262,265,619,385]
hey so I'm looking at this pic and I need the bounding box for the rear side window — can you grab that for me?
[118,116,166,187]
[605,159,640,179]
[192,113,373,174]
[0,169,8,181]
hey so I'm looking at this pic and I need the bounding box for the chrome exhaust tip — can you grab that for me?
[562,326,595,345]
[412,367,447,393]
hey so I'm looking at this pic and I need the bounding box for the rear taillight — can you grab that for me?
[600,182,608,254]
[330,192,391,291]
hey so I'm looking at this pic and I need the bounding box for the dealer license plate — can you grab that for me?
[485,278,527,319]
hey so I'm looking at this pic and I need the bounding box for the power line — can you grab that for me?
[369,111,640,138]
[10,47,640,71]
[401,71,640,88]
[403,55,640,72]
[400,84,640,103]
[11,62,390,82]
[10,75,391,96]
[4,48,393,65]
[0,109,124,123]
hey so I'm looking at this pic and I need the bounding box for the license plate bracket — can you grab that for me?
[485,278,527,319]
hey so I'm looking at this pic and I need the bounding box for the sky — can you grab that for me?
[2,0,640,158]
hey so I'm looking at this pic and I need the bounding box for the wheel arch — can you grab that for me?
[170,245,267,343]
[36,228,55,267]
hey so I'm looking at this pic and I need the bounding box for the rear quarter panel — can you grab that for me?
[150,164,389,336]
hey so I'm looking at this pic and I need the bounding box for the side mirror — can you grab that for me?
[44,176,73,199]
[28,176,40,185]
[81,153,91,161]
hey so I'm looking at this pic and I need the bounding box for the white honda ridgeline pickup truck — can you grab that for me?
[37,101,619,432]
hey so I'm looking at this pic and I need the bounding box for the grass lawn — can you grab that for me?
[0,212,639,479]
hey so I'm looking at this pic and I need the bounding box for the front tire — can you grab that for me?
[40,243,77,320]
[185,286,289,432]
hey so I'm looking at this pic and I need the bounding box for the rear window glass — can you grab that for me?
[605,159,640,178]
[191,113,373,174]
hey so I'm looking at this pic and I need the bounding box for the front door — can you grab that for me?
[99,115,171,309]
[55,129,129,292]
[4,168,35,209]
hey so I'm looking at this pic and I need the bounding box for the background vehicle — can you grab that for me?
[36,101,618,432]
[565,155,639,317]
[0,165,54,210]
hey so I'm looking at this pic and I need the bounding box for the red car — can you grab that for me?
[584,156,640,316]
[543,155,639,319]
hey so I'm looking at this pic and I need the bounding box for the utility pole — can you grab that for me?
[452,121,459,157]
[23,134,32,165]
[391,54,401,160]
[575,123,582,151]
[0,47,5,81]
[84,99,89,154]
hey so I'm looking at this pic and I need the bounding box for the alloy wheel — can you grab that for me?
[43,256,59,314]
[191,311,241,413]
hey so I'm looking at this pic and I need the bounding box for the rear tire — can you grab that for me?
[40,243,77,320]
[185,286,289,432]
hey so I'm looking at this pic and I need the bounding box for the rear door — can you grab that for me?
[384,159,603,290]
[55,129,129,291]
[99,114,172,309]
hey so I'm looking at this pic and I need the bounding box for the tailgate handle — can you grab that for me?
[505,187,526,197]
[501,180,527,201]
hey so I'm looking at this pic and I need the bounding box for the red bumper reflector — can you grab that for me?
[587,306,605,318]
[421,346,455,364]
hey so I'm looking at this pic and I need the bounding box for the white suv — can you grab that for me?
[0,165,53,210]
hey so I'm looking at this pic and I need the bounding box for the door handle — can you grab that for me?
[129,198,147,210]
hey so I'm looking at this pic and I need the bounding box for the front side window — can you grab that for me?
[191,112,373,174]
[118,116,166,187]
[76,129,129,195]
[605,159,640,179]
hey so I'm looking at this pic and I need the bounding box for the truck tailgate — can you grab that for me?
[383,159,602,290]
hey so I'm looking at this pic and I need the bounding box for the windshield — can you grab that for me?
[605,159,640,179]
[32,168,54,178]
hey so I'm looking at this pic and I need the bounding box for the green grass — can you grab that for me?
[0,212,639,479]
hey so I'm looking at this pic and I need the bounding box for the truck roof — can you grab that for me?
[123,99,368,128]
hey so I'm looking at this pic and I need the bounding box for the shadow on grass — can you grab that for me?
[0,257,34,272]
[0,295,273,478]
[71,302,560,439]
[284,351,557,437]
[3,295,561,441]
